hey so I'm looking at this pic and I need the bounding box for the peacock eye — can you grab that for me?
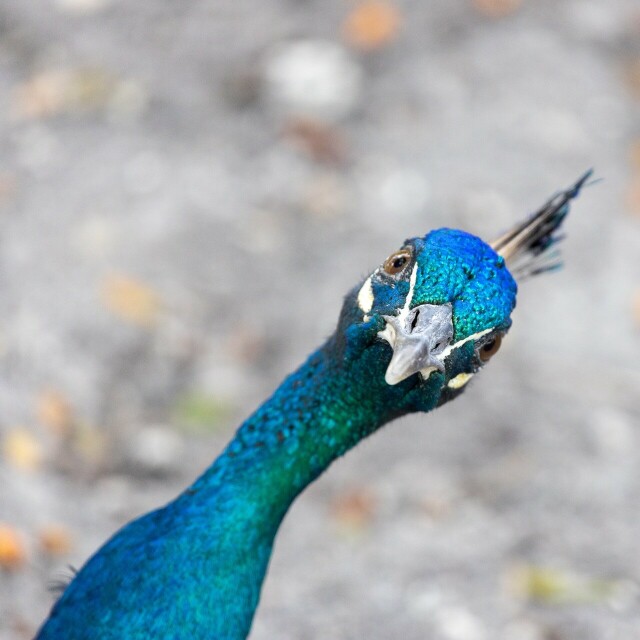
[382,249,412,276]
[478,334,502,362]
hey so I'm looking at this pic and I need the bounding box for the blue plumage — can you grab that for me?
[36,175,588,639]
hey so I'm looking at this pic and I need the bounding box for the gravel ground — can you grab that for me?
[1,1,640,639]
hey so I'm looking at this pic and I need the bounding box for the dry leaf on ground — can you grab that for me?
[0,525,27,571]
[626,179,640,216]
[37,390,75,435]
[101,273,161,327]
[342,1,402,51]
[283,118,346,165]
[3,428,43,472]
[330,489,377,530]
[39,525,73,557]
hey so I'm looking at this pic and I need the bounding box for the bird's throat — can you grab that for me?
[192,337,409,519]
[160,335,442,638]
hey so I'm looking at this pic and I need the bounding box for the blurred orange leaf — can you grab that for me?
[102,274,161,327]
[342,1,402,51]
[626,179,640,216]
[39,525,73,557]
[37,390,74,435]
[0,525,27,571]
[3,428,43,472]
[330,489,376,530]
[472,0,522,18]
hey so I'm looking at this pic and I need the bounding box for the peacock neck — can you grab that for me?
[161,328,442,638]
[35,325,446,640]
[188,333,411,527]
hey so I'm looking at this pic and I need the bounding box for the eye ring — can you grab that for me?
[382,249,412,276]
[478,334,502,362]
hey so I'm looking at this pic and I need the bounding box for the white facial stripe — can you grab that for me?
[439,328,492,360]
[420,365,437,379]
[377,263,418,346]
[357,276,374,314]
[398,263,419,324]
[447,372,474,389]
[378,320,395,347]
[419,327,493,380]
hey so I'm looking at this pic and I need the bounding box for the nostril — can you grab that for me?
[410,308,420,332]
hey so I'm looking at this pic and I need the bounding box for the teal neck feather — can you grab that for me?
[173,321,444,637]
[37,314,445,640]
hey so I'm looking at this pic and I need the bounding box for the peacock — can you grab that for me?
[35,172,591,640]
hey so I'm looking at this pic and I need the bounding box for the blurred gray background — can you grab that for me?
[1,1,640,639]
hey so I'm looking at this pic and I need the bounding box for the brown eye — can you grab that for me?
[478,334,502,362]
[383,250,412,276]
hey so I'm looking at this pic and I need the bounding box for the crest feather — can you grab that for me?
[491,170,593,279]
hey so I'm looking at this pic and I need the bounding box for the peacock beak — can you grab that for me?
[378,303,454,386]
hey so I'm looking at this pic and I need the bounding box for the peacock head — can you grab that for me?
[340,172,590,408]
[353,229,515,395]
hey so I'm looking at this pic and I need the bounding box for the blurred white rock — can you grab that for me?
[263,40,363,122]
[502,619,544,640]
[434,605,486,640]
[129,425,183,472]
